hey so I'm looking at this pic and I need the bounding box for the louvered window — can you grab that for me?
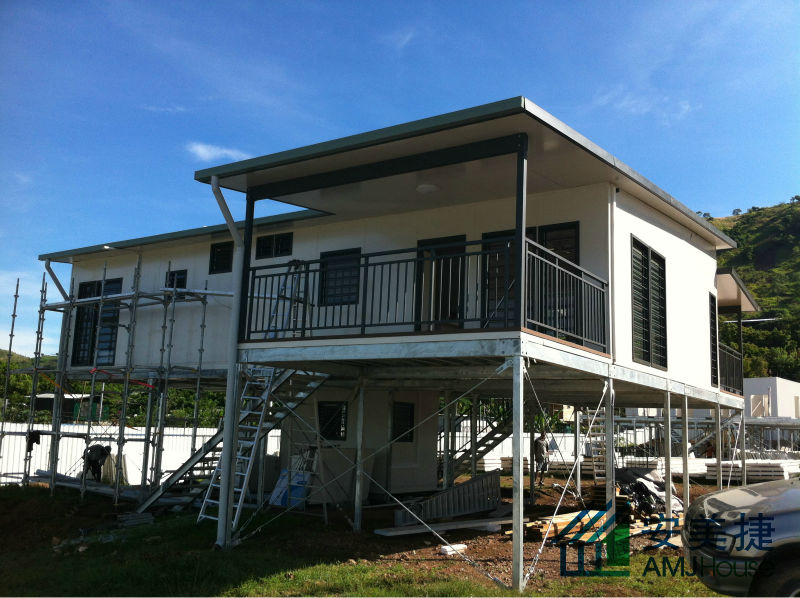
[710,294,719,387]
[71,278,123,366]
[631,238,667,369]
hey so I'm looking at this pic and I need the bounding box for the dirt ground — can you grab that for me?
[0,475,721,595]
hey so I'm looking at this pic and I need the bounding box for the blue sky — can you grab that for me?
[1,1,798,355]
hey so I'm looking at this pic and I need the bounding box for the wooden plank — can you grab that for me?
[374,516,528,537]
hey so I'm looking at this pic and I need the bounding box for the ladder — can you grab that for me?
[266,261,304,339]
[586,408,607,484]
[197,367,329,529]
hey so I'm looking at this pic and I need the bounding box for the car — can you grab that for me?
[682,474,800,596]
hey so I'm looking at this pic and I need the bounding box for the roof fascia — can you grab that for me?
[38,209,322,263]
[194,97,527,184]
[716,267,761,312]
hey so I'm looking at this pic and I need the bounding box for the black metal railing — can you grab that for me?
[719,342,743,395]
[244,236,608,351]
[524,239,607,351]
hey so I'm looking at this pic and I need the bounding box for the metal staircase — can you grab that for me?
[135,367,327,514]
[443,398,513,479]
[586,408,607,485]
[197,367,329,529]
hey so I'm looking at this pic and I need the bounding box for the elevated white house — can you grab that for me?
[36,97,756,589]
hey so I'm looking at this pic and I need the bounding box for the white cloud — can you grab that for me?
[381,28,416,51]
[592,86,698,124]
[143,104,187,114]
[185,142,249,163]
[13,172,33,185]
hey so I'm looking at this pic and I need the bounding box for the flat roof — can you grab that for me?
[38,209,321,263]
[195,96,736,250]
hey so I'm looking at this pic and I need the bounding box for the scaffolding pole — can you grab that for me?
[114,255,142,504]
[80,266,109,496]
[23,275,47,484]
[191,282,209,454]
[48,275,74,495]
[152,278,178,489]
[0,279,20,474]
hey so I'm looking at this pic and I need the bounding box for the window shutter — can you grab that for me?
[631,240,651,363]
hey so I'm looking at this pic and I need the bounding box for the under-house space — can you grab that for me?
[2,97,767,591]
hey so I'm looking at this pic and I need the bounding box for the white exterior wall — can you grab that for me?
[279,387,440,496]
[744,377,800,418]
[612,189,719,392]
[65,183,610,369]
[68,233,237,370]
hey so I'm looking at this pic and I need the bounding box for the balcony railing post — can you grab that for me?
[301,262,310,338]
[360,255,369,335]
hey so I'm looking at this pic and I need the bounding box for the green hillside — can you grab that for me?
[710,199,800,381]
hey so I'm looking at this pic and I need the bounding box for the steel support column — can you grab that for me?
[605,379,615,510]
[715,403,723,490]
[514,135,528,329]
[353,381,365,532]
[511,354,525,592]
[574,409,581,499]
[682,394,690,513]
[740,411,747,485]
[213,176,245,550]
[663,391,672,532]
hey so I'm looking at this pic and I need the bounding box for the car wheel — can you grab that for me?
[751,564,800,597]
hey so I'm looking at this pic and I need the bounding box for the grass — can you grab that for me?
[0,485,721,596]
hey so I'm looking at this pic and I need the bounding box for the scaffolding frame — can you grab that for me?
[0,262,232,503]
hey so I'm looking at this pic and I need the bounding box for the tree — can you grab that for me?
[702,212,712,219]
[791,195,800,203]
[733,208,742,215]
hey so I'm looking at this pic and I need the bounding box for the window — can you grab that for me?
[209,241,234,274]
[391,402,415,443]
[710,294,719,387]
[631,238,667,369]
[71,278,123,367]
[319,248,361,306]
[317,401,347,441]
[165,269,188,300]
[256,232,293,259]
[538,221,579,264]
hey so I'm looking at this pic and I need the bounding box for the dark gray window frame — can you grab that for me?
[710,293,719,387]
[71,278,123,367]
[391,402,415,443]
[255,231,293,260]
[317,401,348,442]
[209,241,234,274]
[319,247,361,307]
[631,236,667,370]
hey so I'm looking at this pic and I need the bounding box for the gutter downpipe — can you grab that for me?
[211,176,245,549]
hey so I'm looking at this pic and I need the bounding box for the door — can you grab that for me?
[415,235,466,330]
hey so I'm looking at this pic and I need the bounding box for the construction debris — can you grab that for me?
[616,467,683,518]
[374,516,528,537]
[440,543,467,555]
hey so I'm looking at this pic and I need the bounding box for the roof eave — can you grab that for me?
[194,95,735,250]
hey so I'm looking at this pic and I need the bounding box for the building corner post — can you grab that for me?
[514,134,528,330]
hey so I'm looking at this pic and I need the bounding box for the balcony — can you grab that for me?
[243,236,608,352]
[719,342,743,395]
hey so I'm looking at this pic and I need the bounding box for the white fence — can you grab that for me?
[0,422,281,486]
